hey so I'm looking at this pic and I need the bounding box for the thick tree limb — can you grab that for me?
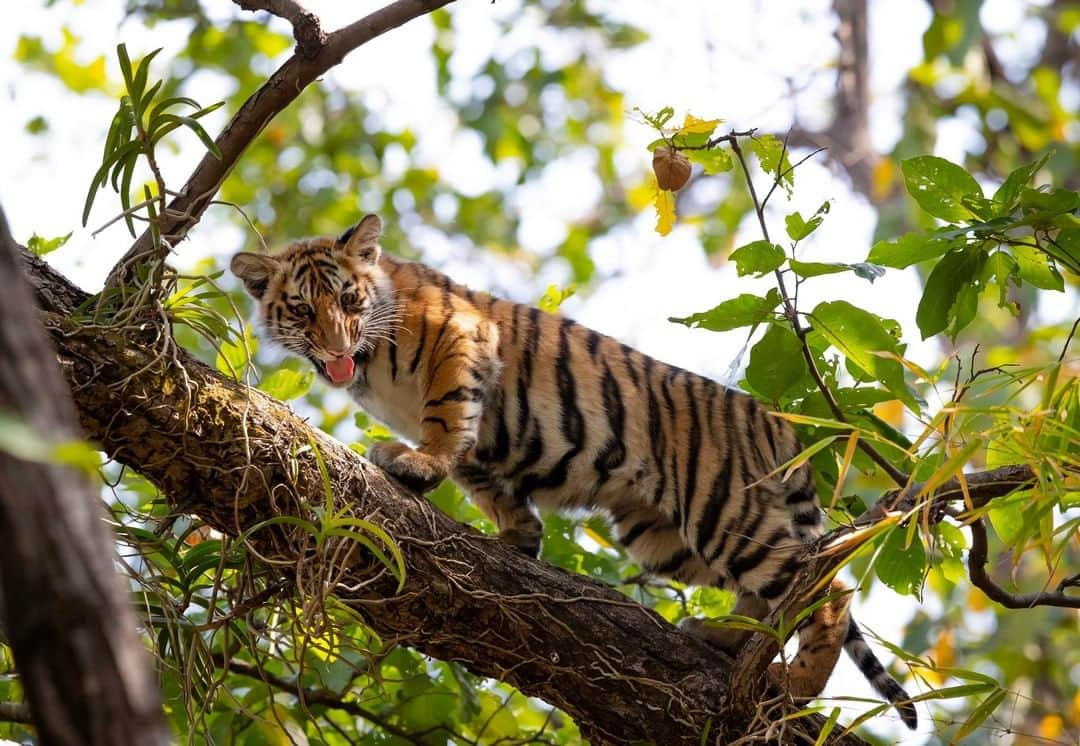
[22,252,867,745]
[108,0,454,286]
[0,209,169,745]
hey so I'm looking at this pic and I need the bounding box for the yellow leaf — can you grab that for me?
[932,628,955,669]
[1069,690,1080,725]
[678,113,722,135]
[1039,714,1064,740]
[871,156,897,202]
[582,526,612,549]
[654,189,676,236]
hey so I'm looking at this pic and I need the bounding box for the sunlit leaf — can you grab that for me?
[654,189,675,236]
[901,155,982,222]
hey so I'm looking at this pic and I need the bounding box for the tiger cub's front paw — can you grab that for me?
[366,441,448,493]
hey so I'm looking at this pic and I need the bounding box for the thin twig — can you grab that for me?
[725,132,910,486]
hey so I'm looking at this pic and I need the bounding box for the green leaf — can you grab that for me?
[685,146,733,174]
[992,154,1048,209]
[215,324,258,379]
[901,155,982,222]
[538,283,577,314]
[868,232,950,268]
[729,240,786,277]
[745,324,808,400]
[750,134,793,188]
[812,301,916,408]
[670,289,782,332]
[1012,245,1064,291]
[988,494,1026,545]
[788,260,848,278]
[1019,186,1080,217]
[784,209,824,241]
[954,689,1008,741]
[916,249,986,339]
[26,231,72,256]
[258,368,314,401]
[875,526,927,596]
[850,262,885,282]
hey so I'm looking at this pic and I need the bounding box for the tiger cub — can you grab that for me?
[231,214,917,729]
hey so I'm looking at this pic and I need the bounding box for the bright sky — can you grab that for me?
[0,2,1074,743]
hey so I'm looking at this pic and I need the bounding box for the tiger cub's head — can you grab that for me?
[230,213,392,388]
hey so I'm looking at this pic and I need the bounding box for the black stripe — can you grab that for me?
[644,358,667,506]
[756,557,807,604]
[649,548,691,576]
[514,308,541,440]
[586,330,601,360]
[513,320,585,498]
[475,387,511,464]
[421,416,453,433]
[621,344,640,388]
[508,424,544,479]
[425,385,484,408]
[593,364,627,482]
[681,375,702,534]
[660,369,681,525]
[728,526,789,581]
[707,488,752,564]
[409,310,428,374]
[619,518,655,547]
[694,442,732,555]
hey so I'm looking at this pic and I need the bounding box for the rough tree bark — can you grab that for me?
[19,250,870,746]
[0,209,170,745]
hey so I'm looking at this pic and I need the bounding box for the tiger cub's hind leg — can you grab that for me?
[765,582,851,698]
[455,465,542,557]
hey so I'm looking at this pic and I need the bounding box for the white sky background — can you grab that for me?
[0,1,1076,744]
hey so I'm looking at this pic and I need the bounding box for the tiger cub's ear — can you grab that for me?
[338,214,383,264]
[230,253,280,300]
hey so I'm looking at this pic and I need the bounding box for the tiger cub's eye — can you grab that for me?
[294,302,314,320]
[341,291,357,310]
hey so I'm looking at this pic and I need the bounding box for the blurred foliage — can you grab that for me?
[4,1,1079,745]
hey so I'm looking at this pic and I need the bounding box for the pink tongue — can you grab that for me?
[325,356,355,383]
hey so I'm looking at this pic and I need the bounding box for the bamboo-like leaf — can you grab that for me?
[116,43,134,92]
[813,708,841,746]
[128,47,162,108]
[830,431,860,510]
[951,689,1007,743]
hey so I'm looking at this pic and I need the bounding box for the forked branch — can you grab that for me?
[107,0,455,288]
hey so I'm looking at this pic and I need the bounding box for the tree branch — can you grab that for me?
[107,0,454,287]
[967,517,1080,609]
[23,247,869,745]
[232,0,326,58]
[0,702,33,725]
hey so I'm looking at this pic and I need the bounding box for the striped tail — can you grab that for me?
[844,615,917,729]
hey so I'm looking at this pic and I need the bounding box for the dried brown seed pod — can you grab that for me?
[652,146,691,191]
